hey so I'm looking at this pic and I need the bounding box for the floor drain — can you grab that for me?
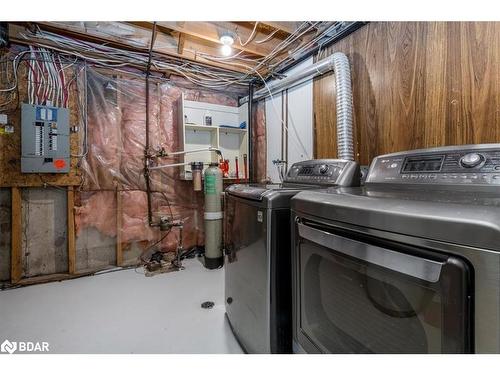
[201,301,215,309]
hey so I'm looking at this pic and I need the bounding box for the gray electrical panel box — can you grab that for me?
[21,103,70,173]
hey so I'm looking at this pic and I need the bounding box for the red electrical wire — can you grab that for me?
[25,60,38,104]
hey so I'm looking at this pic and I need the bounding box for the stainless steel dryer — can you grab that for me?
[224,159,360,353]
[291,144,500,354]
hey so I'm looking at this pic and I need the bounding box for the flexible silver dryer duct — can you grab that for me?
[249,52,355,161]
[331,52,354,161]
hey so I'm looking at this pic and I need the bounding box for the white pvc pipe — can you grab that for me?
[164,146,221,157]
[150,146,223,170]
[149,161,191,170]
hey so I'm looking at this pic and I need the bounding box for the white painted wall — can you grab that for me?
[286,58,314,167]
[265,92,283,183]
[265,57,314,183]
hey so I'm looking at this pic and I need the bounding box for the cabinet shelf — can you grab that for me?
[178,93,249,181]
[185,123,247,133]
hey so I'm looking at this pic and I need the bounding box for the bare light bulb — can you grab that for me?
[221,44,232,57]
[220,35,234,46]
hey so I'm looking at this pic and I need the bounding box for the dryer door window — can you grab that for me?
[295,221,473,354]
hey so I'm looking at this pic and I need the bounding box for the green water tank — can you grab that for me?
[204,162,223,269]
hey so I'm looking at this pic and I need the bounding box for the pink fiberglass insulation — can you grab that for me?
[77,68,243,255]
[252,100,267,183]
[119,79,162,191]
[80,73,122,190]
[75,191,117,238]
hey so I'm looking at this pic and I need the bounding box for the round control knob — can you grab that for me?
[319,165,329,174]
[460,153,484,168]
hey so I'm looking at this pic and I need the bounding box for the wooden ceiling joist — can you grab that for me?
[259,21,302,35]
[140,21,284,58]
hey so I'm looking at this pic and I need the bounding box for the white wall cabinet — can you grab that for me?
[177,93,249,180]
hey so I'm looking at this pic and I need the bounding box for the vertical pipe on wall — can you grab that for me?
[285,89,289,166]
[144,22,157,226]
[281,91,285,163]
[247,82,254,182]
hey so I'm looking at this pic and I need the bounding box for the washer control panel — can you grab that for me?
[367,144,500,185]
[285,159,360,187]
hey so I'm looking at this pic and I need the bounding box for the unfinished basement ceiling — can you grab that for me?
[8,21,360,88]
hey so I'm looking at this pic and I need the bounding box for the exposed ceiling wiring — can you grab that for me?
[237,22,259,47]
[17,28,254,89]
[14,21,335,90]
[255,28,280,44]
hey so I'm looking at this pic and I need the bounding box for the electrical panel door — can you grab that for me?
[21,103,70,173]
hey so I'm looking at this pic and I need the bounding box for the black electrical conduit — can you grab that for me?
[144,22,157,226]
[247,81,254,182]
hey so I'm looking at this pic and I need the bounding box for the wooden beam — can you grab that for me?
[259,21,301,35]
[67,186,76,274]
[177,32,185,55]
[152,21,281,57]
[11,187,22,284]
[16,270,97,286]
[116,189,123,267]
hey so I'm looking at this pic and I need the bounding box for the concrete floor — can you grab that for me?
[0,258,243,354]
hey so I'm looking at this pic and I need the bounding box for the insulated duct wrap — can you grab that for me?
[332,52,354,161]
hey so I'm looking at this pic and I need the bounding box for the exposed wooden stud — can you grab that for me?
[10,187,22,284]
[116,189,123,267]
[67,186,76,274]
[177,32,185,55]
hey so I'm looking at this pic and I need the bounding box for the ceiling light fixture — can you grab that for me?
[221,44,232,57]
[220,33,234,57]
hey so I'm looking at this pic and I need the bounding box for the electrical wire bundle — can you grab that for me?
[18,27,254,89]
[25,46,78,107]
[0,47,80,108]
[15,22,341,89]
[0,49,33,109]
[197,21,326,79]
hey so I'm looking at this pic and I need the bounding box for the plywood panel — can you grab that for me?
[314,22,500,165]
[0,57,81,187]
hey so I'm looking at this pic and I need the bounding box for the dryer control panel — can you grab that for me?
[285,159,360,187]
[367,144,500,185]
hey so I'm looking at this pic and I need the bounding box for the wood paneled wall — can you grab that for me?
[314,22,500,165]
